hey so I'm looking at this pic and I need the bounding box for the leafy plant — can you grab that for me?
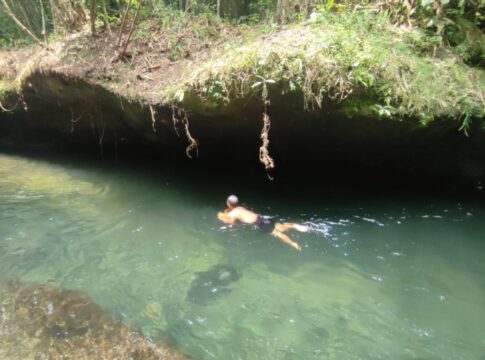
[459,111,472,136]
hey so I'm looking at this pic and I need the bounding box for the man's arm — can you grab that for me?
[217,211,236,224]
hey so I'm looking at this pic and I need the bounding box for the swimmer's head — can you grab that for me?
[226,195,239,209]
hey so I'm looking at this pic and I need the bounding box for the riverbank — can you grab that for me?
[1,7,484,185]
[1,10,484,117]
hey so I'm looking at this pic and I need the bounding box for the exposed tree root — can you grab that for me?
[149,104,157,132]
[0,101,8,112]
[93,106,106,156]
[171,105,198,159]
[171,104,181,137]
[183,114,198,159]
[0,92,25,113]
[69,105,84,133]
[259,107,275,180]
[0,99,18,112]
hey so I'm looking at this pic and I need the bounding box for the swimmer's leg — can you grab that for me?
[275,222,309,233]
[271,229,302,251]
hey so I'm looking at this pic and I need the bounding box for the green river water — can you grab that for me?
[0,152,484,360]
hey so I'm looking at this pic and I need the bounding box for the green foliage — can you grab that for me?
[246,0,276,23]
[0,10,25,47]
[0,80,9,98]
[172,9,484,124]
[459,111,472,136]
[134,2,224,61]
[363,0,485,65]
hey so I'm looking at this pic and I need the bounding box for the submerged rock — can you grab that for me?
[0,281,191,360]
[186,265,241,305]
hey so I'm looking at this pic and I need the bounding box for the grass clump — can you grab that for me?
[134,4,229,61]
[170,10,484,124]
[0,80,9,98]
[0,80,16,109]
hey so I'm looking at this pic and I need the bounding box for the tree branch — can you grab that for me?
[117,0,132,47]
[0,0,44,46]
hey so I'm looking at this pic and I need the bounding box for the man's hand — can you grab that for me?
[217,211,235,224]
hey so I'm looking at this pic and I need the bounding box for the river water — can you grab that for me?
[0,152,484,360]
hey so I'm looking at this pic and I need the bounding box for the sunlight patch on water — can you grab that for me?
[0,154,108,197]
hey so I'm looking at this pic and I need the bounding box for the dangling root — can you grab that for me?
[69,105,84,133]
[171,105,198,159]
[171,104,181,137]
[183,113,198,159]
[149,105,157,132]
[94,106,106,156]
[0,98,20,112]
[0,101,11,112]
[259,111,275,180]
[0,93,27,112]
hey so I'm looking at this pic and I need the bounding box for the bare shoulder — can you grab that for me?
[229,206,258,224]
[230,206,253,215]
[228,206,244,216]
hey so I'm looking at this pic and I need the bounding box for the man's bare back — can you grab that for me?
[217,205,258,224]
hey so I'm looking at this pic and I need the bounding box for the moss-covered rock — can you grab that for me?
[0,281,191,360]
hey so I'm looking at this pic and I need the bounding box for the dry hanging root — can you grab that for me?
[0,96,22,112]
[91,106,106,156]
[172,105,198,159]
[259,110,275,180]
[171,104,181,137]
[69,105,84,133]
[149,105,157,132]
[184,118,198,158]
[0,101,11,112]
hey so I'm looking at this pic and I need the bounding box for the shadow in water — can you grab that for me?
[186,264,242,305]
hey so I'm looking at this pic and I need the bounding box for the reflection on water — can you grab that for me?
[1,153,485,360]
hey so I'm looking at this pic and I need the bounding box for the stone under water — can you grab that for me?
[0,281,191,360]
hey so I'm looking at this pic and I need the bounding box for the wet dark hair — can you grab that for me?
[226,195,239,207]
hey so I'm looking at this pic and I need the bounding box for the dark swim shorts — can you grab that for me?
[255,215,275,234]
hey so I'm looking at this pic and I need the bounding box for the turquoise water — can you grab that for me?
[1,152,484,360]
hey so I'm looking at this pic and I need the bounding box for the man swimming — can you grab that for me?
[217,195,308,251]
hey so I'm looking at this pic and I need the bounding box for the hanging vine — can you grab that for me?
[171,104,198,159]
[252,78,276,180]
